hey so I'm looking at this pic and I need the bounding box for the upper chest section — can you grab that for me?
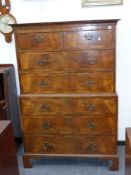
[13,20,117,51]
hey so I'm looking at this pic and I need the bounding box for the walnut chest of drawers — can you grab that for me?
[13,20,119,170]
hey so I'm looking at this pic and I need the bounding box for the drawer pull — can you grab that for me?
[86,143,96,153]
[43,142,54,152]
[33,35,44,43]
[43,122,51,129]
[84,34,93,40]
[63,52,67,57]
[87,58,96,65]
[40,104,49,111]
[87,104,96,112]
[37,59,48,66]
[39,81,48,87]
[87,122,96,129]
[86,80,96,87]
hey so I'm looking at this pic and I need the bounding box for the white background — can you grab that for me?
[0,0,131,140]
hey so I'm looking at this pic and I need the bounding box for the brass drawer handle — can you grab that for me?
[86,143,96,153]
[43,122,51,129]
[87,58,96,65]
[63,52,67,57]
[40,104,49,111]
[86,80,96,87]
[39,81,48,87]
[43,142,54,152]
[36,59,48,66]
[87,104,96,112]
[84,34,93,40]
[87,122,96,129]
[33,35,44,43]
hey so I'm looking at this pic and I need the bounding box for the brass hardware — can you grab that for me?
[39,81,48,87]
[43,142,54,152]
[87,58,96,65]
[87,104,96,111]
[86,143,96,153]
[37,59,48,66]
[84,34,93,40]
[86,80,96,87]
[43,122,51,129]
[40,104,49,111]
[63,52,67,57]
[33,35,44,43]
[87,122,96,129]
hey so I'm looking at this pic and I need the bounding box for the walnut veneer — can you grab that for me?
[13,20,119,170]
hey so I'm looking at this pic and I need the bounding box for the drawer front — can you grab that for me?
[64,30,114,50]
[20,72,114,94]
[24,135,117,154]
[22,116,117,135]
[18,50,114,71]
[16,32,63,50]
[20,97,117,116]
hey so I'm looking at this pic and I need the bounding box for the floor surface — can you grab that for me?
[18,145,125,175]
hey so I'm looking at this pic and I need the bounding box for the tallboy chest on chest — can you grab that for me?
[13,19,119,170]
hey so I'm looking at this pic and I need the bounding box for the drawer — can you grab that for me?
[16,32,63,50]
[20,72,114,94]
[24,135,117,154]
[20,96,117,116]
[64,30,114,50]
[18,50,114,72]
[22,115,117,135]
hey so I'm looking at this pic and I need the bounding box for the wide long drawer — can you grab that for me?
[20,72,114,94]
[24,135,117,155]
[20,95,117,116]
[18,50,114,72]
[64,30,114,50]
[21,115,117,135]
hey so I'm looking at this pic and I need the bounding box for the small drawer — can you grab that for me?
[18,50,114,72]
[20,72,114,94]
[21,115,117,135]
[24,135,117,155]
[16,32,63,51]
[20,96,117,116]
[64,30,114,50]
